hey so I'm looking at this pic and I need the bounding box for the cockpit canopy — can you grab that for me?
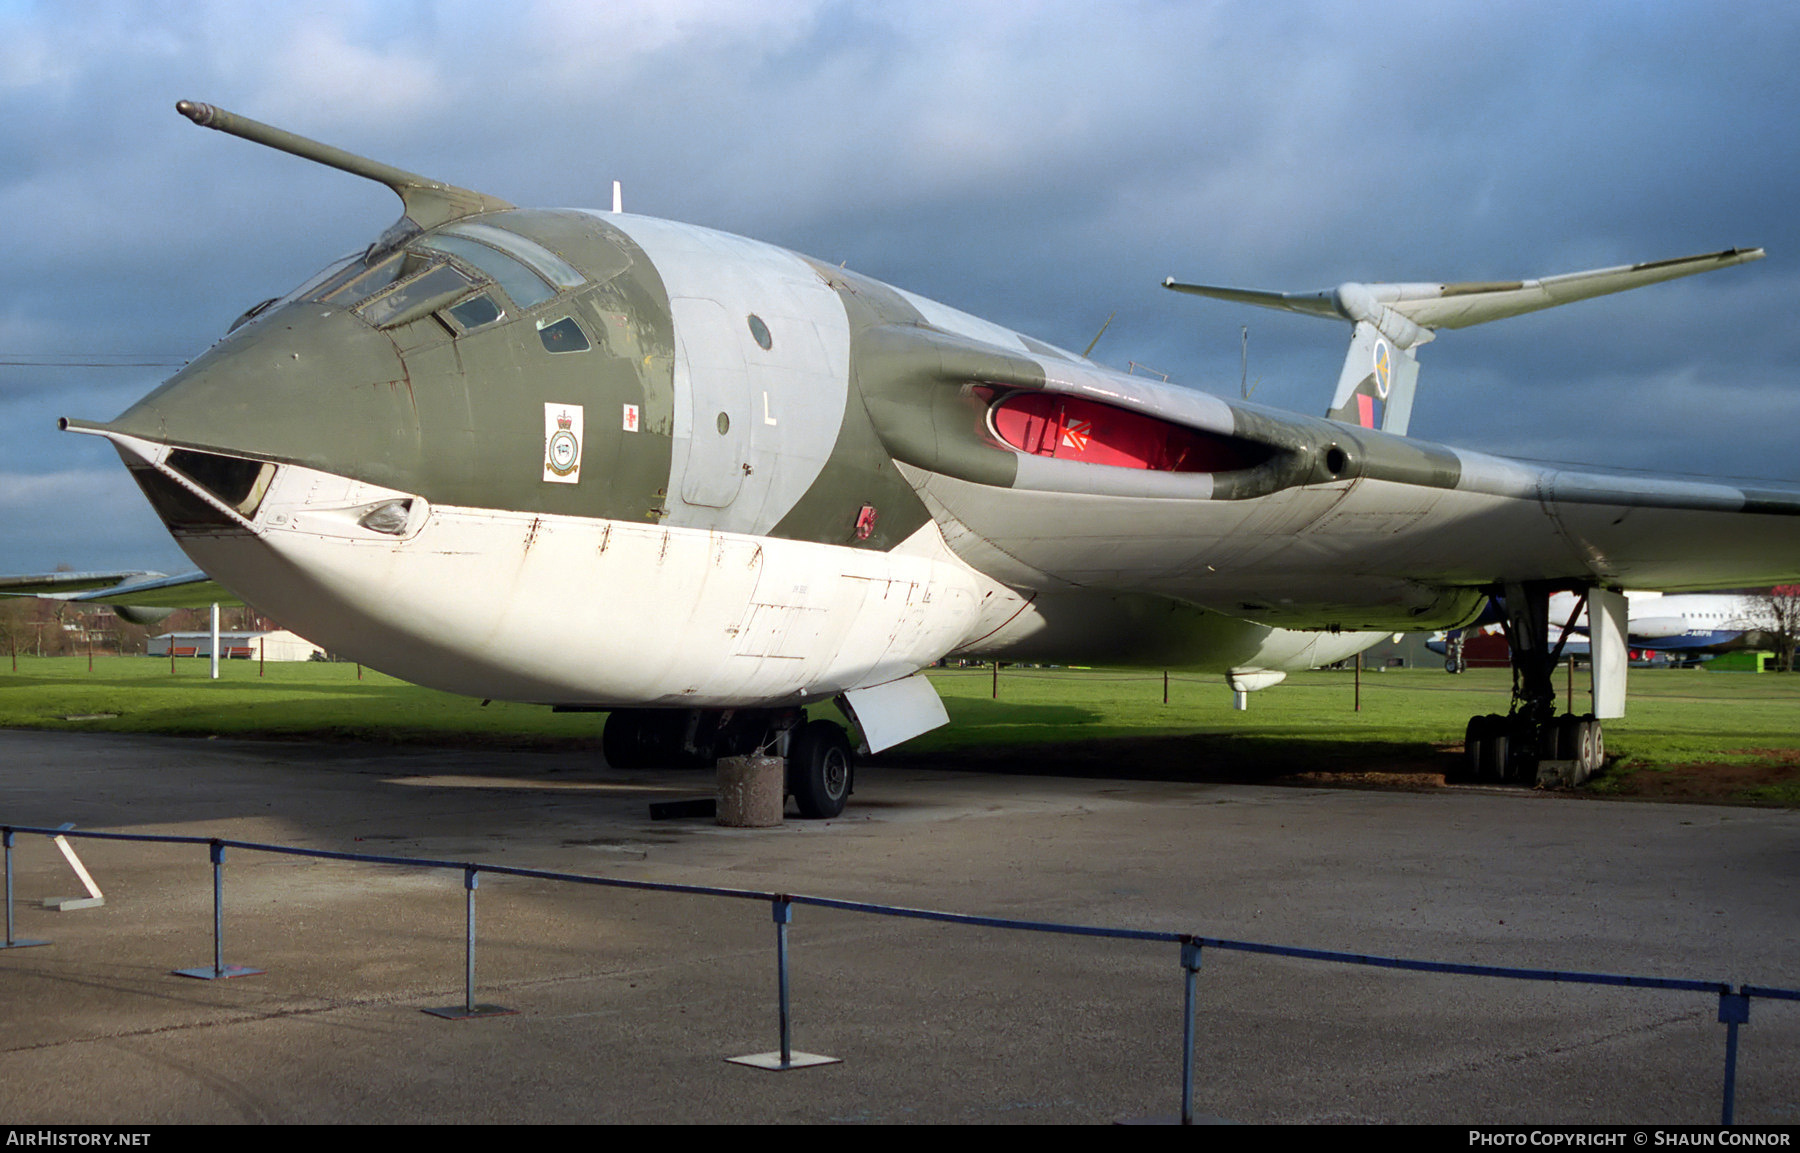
[236,216,591,341]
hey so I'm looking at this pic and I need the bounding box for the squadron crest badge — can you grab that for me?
[543,403,584,483]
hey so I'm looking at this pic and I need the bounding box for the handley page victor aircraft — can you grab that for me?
[16,101,1798,815]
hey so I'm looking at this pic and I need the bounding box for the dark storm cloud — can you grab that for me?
[2,0,1797,572]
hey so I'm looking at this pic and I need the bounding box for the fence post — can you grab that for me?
[463,868,478,1013]
[424,866,512,1019]
[727,896,839,1070]
[1719,989,1749,1125]
[776,897,793,1064]
[2,828,49,949]
[1181,938,1203,1125]
[174,840,262,979]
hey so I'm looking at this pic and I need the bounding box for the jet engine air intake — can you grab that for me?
[988,391,1273,473]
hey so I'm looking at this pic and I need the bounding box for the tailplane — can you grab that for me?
[1164,247,1764,436]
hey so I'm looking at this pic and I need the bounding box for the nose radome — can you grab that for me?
[106,302,422,491]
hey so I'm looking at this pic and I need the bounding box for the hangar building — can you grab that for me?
[148,629,325,662]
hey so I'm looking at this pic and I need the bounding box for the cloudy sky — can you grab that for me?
[4,0,1797,576]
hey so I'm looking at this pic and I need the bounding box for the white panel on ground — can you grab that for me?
[839,674,950,754]
[45,832,105,911]
[1591,588,1628,719]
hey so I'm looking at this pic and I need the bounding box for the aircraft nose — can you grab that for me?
[104,302,421,485]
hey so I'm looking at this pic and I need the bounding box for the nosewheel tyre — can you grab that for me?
[788,719,853,819]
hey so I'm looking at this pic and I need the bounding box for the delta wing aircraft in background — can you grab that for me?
[12,101,1798,814]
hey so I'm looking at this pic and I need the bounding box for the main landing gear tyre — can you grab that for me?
[1547,715,1603,782]
[1576,714,1603,781]
[1458,716,1485,782]
[1549,715,1577,763]
[1462,714,1510,784]
[788,719,853,820]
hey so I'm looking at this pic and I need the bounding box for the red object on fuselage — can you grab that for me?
[989,392,1268,473]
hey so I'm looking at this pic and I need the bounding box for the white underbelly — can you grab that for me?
[182,500,987,707]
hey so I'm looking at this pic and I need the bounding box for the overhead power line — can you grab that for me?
[0,356,188,368]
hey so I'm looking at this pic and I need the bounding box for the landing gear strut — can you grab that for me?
[1455,582,1605,786]
[601,706,855,818]
[1443,630,1467,674]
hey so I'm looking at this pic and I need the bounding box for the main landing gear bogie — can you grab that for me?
[1458,711,1605,787]
[602,707,856,820]
[1454,581,1613,789]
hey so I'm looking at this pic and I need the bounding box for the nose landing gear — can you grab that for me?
[786,719,854,819]
[601,706,855,818]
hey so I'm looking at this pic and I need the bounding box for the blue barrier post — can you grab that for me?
[1719,990,1749,1125]
[2,828,49,949]
[1181,938,1203,1125]
[463,867,477,1013]
[776,897,793,1064]
[424,866,512,1019]
[174,840,262,979]
[726,896,838,1070]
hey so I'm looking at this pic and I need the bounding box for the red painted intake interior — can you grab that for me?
[989,391,1271,473]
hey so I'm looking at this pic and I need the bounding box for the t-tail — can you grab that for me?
[1164,248,1764,436]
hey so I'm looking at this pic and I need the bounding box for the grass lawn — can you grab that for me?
[2,656,1795,805]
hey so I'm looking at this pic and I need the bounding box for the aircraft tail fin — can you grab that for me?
[1164,247,1764,437]
[1326,320,1419,435]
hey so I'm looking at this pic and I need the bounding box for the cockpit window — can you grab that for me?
[317,252,410,305]
[228,251,360,333]
[445,293,504,332]
[357,262,476,328]
[537,316,590,354]
[415,234,554,310]
[279,219,587,333]
[441,221,586,289]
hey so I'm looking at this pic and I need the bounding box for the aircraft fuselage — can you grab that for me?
[90,208,1402,711]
